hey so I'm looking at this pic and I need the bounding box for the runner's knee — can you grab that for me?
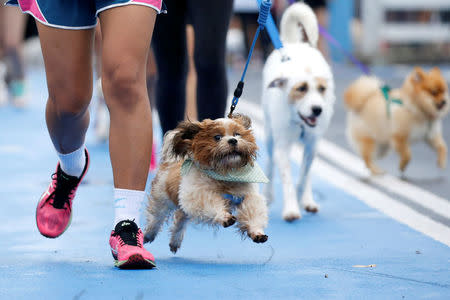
[47,84,91,118]
[102,59,146,112]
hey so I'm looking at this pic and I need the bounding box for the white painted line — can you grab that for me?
[238,99,450,220]
[310,154,450,247]
[250,117,450,246]
[318,140,450,219]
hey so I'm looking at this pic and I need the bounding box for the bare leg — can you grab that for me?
[37,24,94,153]
[3,6,27,80]
[99,6,156,190]
[185,25,197,120]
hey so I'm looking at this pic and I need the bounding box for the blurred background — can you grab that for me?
[1,0,450,197]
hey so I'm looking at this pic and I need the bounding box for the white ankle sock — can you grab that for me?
[114,188,146,227]
[57,146,86,178]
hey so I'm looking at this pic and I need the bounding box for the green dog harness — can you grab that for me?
[180,159,269,183]
[381,84,403,117]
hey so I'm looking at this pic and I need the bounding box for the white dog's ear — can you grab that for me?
[268,77,287,89]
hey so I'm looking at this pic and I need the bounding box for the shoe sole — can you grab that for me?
[115,254,157,269]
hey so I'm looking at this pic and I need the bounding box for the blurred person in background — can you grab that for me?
[0,5,28,107]
[152,0,234,134]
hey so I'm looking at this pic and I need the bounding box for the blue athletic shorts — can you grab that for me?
[5,0,164,29]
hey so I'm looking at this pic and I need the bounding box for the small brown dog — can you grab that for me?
[344,67,449,175]
[144,115,269,253]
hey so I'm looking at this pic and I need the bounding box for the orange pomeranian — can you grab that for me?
[344,67,449,175]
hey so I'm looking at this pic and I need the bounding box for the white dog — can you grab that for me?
[262,3,335,221]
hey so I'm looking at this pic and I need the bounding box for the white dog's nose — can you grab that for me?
[312,106,322,116]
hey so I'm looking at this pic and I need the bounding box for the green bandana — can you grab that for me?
[381,85,403,118]
[180,159,269,183]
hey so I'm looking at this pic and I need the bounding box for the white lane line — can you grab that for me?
[236,100,450,219]
[310,155,450,247]
[318,140,450,219]
[250,118,450,246]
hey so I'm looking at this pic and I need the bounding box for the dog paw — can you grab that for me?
[250,234,268,243]
[282,211,301,222]
[304,203,319,213]
[169,243,180,254]
[438,157,447,169]
[143,232,155,244]
[370,166,385,176]
[222,216,237,228]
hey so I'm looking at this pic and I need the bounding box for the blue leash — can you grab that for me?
[228,0,272,118]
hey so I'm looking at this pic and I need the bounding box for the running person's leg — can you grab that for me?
[188,0,234,121]
[2,6,28,107]
[35,24,94,238]
[98,4,157,269]
[152,0,188,134]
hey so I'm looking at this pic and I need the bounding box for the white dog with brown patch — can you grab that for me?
[262,3,335,221]
[144,115,269,253]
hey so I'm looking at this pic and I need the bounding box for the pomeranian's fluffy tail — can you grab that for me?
[344,76,381,113]
[280,2,318,47]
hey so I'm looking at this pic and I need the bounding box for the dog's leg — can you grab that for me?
[299,174,319,213]
[357,136,385,175]
[143,194,173,244]
[297,142,319,213]
[179,191,235,227]
[274,144,301,221]
[169,209,189,254]
[264,125,275,204]
[427,134,447,169]
[392,134,411,172]
[236,189,268,243]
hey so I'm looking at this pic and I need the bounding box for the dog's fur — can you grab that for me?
[144,115,269,253]
[344,67,449,175]
[262,3,335,221]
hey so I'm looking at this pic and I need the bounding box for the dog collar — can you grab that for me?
[180,159,269,183]
[222,194,245,205]
[381,85,403,117]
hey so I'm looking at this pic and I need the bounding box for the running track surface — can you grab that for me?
[0,69,449,299]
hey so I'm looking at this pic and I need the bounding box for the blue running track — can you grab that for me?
[0,69,449,299]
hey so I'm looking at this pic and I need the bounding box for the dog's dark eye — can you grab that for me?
[214,135,222,141]
[318,85,326,93]
[297,83,308,93]
[430,89,439,96]
[233,132,241,137]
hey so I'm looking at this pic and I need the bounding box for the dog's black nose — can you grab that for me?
[312,106,322,116]
[437,100,446,110]
[228,138,238,146]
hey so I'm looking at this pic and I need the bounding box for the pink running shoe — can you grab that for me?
[109,220,156,269]
[36,149,89,238]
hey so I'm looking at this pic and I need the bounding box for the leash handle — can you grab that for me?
[228,0,272,118]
